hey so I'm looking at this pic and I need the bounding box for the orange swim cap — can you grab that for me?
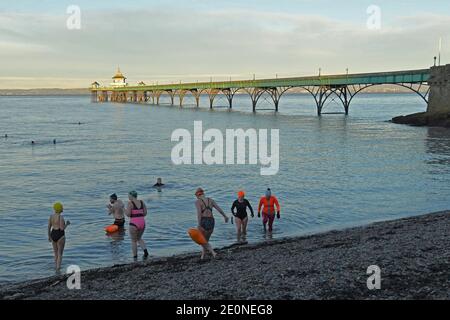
[238,191,245,198]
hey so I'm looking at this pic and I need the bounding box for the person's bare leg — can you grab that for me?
[130,226,138,258]
[205,231,216,258]
[56,237,65,271]
[52,242,58,269]
[235,218,242,242]
[138,239,147,251]
[242,218,248,241]
[131,241,138,258]
[200,246,206,260]
[205,243,216,258]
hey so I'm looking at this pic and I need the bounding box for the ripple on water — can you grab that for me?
[0,94,449,283]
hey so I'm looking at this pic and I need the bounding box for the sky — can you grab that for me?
[0,0,449,88]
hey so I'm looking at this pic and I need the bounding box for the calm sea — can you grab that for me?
[0,93,449,283]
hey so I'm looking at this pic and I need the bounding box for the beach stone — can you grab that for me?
[1,211,449,300]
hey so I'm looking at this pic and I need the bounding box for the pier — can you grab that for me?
[90,67,441,116]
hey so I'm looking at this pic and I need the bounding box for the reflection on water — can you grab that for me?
[426,127,450,168]
[0,94,449,283]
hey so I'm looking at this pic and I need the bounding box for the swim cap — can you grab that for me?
[110,193,118,200]
[129,190,138,198]
[238,190,245,198]
[53,202,63,214]
[265,188,272,198]
[195,188,204,197]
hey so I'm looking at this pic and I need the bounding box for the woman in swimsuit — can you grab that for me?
[125,191,149,260]
[47,202,70,271]
[195,188,229,259]
[231,191,254,243]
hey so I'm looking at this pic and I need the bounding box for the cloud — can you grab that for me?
[0,6,449,88]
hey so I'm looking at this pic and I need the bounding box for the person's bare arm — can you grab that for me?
[125,201,132,217]
[48,216,52,242]
[107,203,113,215]
[195,201,203,228]
[212,200,229,223]
[142,201,148,216]
[60,216,66,231]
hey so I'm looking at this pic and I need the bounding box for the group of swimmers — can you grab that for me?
[47,179,281,271]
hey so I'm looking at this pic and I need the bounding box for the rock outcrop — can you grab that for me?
[393,65,450,128]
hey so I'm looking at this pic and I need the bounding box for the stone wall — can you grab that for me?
[427,64,450,115]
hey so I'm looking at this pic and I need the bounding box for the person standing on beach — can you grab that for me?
[195,188,229,259]
[107,193,125,228]
[48,202,70,271]
[125,191,149,260]
[258,188,281,233]
[231,191,254,243]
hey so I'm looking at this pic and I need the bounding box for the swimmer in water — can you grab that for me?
[231,191,254,243]
[125,191,149,260]
[153,178,165,188]
[107,193,125,228]
[258,188,281,233]
[53,139,56,145]
[4,134,7,139]
[195,188,229,259]
[48,203,71,271]
[31,141,35,145]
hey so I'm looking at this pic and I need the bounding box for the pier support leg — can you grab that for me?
[168,90,175,106]
[155,91,162,105]
[143,91,148,103]
[91,91,98,103]
[178,90,187,107]
[246,88,266,112]
[223,89,238,109]
[267,87,290,112]
[207,89,220,109]
[191,90,201,107]
[316,87,328,116]
[303,86,334,116]
[340,86,350,115]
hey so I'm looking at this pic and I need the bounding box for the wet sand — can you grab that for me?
[1,211,449,300]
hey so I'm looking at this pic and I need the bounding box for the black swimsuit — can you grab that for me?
[114,218,125,227]
[199,198,215,232]
[50,215,65,242]
[231,199,254,220]
[51,229,65,242]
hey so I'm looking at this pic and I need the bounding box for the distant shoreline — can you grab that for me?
[0,89,90,96]
[1,211,448,300]
[0,85,428,97]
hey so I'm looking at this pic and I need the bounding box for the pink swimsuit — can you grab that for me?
[130,200,146,231]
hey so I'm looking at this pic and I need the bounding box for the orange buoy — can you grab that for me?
[105,225,119,234]
[188,228,207,245]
